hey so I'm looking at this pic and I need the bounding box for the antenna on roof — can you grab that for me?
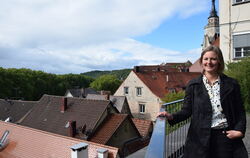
[0,130,10,151]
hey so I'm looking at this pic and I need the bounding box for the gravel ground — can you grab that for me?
[243,113,250,157]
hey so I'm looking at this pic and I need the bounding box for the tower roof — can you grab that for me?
[208,0,218,18]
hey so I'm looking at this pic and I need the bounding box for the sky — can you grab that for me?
[0,0,216,74]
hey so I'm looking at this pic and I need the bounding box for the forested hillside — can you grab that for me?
[82,69,131,80]
[0,67,93,101]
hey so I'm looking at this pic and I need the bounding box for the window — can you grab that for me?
[233,33,250,58]
[139,104,145,113]
[124,87,129,95]
[233,0,250,4]
[234,47,250,58]
[136,87,142,96]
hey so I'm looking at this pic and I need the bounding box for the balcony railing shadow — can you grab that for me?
[145,99,190,158]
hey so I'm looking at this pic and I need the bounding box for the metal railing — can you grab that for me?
[145,99,190,158]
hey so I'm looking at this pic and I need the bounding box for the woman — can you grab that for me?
[159,45,248,158]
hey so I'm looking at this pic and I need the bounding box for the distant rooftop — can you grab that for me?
[0,99,36,123]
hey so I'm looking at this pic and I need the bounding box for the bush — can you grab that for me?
[225,57,250,113]
[161,91,185,103]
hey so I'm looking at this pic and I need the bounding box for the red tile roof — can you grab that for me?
[132,118,153,137]
[134,71,200,98]
[90,114,129,144]
[189,59,203,73]
[0,121,118,158]
[134,61,191,73]
[212,36,220,47]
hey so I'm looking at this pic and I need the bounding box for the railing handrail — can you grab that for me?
[162,99,184,107]
[145,99,185,158]
[144,115,166,158]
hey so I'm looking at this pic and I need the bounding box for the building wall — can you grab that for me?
[121,99,133,117]
[114,71,162,121]
[107,119,139,149]
[219,0,250,63]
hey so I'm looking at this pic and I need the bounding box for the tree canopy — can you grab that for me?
[0,67,93,100]
[225,57,250,112]
[90,75,122,94]
[161,91,185,103]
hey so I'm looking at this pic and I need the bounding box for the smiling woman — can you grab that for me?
[158,45,248,158]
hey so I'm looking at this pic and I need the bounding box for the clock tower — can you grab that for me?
[202,0,219,50]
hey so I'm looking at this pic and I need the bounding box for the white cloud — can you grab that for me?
[0,0,208,74]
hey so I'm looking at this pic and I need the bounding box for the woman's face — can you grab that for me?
[201,51,219,74]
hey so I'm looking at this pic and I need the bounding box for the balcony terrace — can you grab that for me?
[142,99,250,158]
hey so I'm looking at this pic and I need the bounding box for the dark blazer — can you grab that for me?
[169,74,247,158]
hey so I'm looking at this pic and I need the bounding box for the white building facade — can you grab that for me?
[219,0,250,63]
[114,71,162,121]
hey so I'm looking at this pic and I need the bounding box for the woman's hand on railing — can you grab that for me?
[157,111,173,120]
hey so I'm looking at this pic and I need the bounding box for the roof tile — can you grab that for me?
[90,114,128,144]
[132,118,153,137]
[20,95,111,138]
[135,71,200,98]
[0,121,118,158]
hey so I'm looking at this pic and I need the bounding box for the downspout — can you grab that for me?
[229,0,232,61]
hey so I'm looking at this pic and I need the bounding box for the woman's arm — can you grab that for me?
[232,82,246,137]
[160,84,193,125]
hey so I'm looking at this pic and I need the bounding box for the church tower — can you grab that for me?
[202,0,219,50]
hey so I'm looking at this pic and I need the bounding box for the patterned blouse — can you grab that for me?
[202,75,228,129]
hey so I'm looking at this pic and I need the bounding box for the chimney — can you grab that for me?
[100,90,104,95]
[105,94,110,100]
[70,142,88,158]
[97,148,108,158]
[166,75,169,82]
[134,66,140,72]
[81,88,85,98]
[68,121,77,137]
[61,97,67,112]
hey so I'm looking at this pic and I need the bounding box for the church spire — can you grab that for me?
[202,0,219,50]
[209,0,218,18]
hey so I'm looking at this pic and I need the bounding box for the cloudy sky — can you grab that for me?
[0,0,215,74]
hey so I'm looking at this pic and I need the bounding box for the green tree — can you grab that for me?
[161,91,185,103]
[225,57,250,112]
[0,67,94,100]
[90,75,122,94]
